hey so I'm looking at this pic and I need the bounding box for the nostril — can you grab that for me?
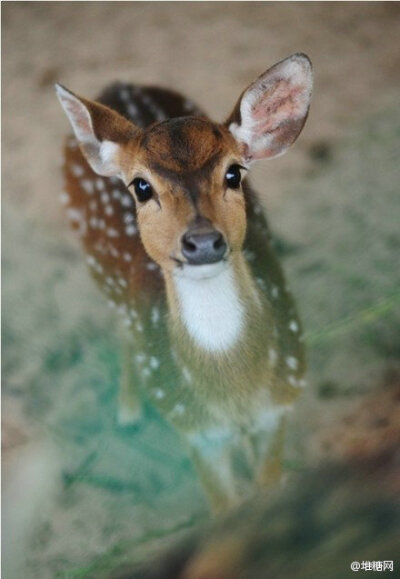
[213,233,225,250]
[182,234,197,254]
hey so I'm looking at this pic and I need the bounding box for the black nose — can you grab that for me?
[181,230,227,265]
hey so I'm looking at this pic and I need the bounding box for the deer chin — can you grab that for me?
[174,259,229,281]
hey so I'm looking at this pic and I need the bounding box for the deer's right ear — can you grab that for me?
[55,84,139,177]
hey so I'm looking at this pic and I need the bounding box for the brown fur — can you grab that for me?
[116,118,245,273]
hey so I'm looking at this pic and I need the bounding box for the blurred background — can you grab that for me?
[2,2,400,577]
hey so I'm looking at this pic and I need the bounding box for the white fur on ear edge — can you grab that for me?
[56,84,94,143]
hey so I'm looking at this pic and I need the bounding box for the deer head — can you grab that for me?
[56,53,312,280]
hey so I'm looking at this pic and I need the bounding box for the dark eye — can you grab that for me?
[130,178,153,202]
[225,164,242,189]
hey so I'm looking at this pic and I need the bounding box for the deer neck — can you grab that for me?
[164,254,262,355]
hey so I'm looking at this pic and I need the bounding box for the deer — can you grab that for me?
[56,53,312,513]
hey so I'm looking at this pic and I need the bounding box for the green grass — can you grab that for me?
[305,292,400,347]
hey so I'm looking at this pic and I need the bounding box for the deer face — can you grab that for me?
[116,117,247,276]
[56,54,312,279]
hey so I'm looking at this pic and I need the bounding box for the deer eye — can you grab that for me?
[225,164,242,189]
[130,178,153,202]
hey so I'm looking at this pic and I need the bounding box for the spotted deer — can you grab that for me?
[56,53,312,513]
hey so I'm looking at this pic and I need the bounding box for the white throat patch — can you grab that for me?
[173,263,245,353]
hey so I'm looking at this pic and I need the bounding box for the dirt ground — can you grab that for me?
[2,2,400,578]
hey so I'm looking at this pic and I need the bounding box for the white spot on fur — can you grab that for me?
[269,348,278,367]
[256,277,267,291]
[171,403,185,416]
[141,92,167,122]
[174,263,245,352]
[109,246,120,258]
[128,103,139,118]
[71,163,84,177]
[183,99,197,112]
[96,178,105,191]
[271,286,280,299]
[149,357,160,370]
[182,366,192,383]
[120,88,131,102]
[244,249,256,262]
[121,195,133,208]
[135,353,146,364]
[107,228,119,238]
[66,207,81,222]
[67,208,86,236]
[125,224,137,236]
[286,356,298,370]
[151,307,160,325]
[81,179,95,194]
[59,191,70,205]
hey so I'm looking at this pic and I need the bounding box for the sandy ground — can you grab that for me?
[2,2,400,577]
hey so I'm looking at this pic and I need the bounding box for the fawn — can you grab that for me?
[56,53,312,512]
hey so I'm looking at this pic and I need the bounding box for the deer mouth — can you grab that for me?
[172,258,229,280]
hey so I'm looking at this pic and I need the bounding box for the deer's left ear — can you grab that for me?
[55,84,139,177]
[226,54,313,163]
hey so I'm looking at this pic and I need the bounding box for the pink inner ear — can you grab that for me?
[251,79,305,138]
[65,97,92,138]
[229,55,312,161]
